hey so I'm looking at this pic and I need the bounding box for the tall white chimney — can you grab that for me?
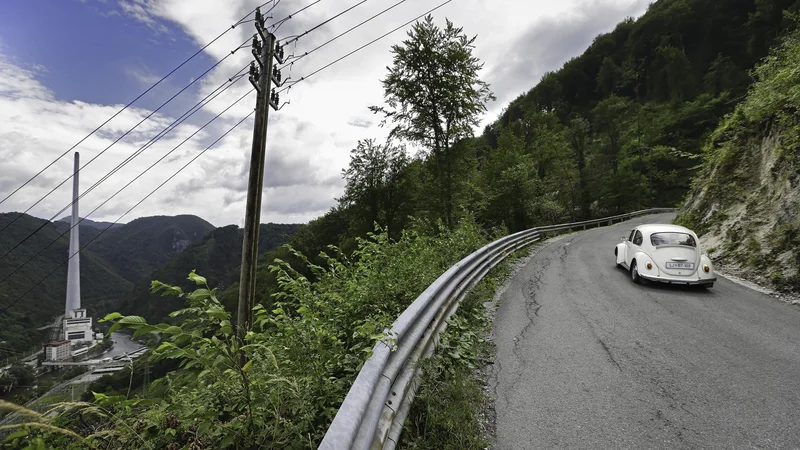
[65,152,81,317]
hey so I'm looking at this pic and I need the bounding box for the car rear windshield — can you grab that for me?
[650,232,696,247]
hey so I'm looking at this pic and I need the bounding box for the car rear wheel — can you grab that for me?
[631,261,643,284]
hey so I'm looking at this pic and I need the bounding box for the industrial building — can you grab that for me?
[43,340,71,361]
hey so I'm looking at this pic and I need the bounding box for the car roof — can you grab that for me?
[633,224,695,235]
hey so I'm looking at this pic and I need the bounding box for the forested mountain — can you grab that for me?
[53,215,214,283]
[120,223,300,323]
[677,23,800,291]
[83,215,215,283]
[0,213,298,353]
[0,213,133,352]
[475,0,799,228]
[54,216,123,232]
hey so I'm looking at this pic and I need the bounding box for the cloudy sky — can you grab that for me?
[0,0,652,228]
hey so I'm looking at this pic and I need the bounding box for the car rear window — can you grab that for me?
[650,232,696,247]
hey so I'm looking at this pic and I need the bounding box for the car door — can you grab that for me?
[624,228,638,265]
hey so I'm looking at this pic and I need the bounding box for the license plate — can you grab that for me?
[666,262,694,270]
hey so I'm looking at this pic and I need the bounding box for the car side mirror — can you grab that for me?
[621,237,628,241]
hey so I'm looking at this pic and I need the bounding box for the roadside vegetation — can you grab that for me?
[677,16,800,292]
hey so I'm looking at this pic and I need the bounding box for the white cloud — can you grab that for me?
[118,0,171,34]
[1,0,650,228]
[125,64,162,86]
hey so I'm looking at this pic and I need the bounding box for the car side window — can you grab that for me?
[633,230,644,246]
[628,229,636,241]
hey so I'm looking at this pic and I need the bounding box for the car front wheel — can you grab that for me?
[631,261,642,284]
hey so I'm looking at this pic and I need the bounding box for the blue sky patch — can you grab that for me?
[0,0,213,115]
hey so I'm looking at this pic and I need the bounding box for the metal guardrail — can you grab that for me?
[319,208,677,450]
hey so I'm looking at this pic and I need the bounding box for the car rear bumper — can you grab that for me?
[639,273,717,285]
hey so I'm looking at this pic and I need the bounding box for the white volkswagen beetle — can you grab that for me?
[614,224,717,288]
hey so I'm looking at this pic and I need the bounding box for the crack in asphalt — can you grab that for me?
[499,242,575,418]
[511,253,551,359]
[488,241,550,421]
[597,337,623,371]
[493,242,563,418]
[491,214,800,449]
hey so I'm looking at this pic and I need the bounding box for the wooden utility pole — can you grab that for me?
[237,7,287,342]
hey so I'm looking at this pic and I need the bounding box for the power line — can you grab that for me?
[0,94,256,315]
[0,80,251,288]
[0,1,326,315]
[0,0,323,217]
[279,0,408,69]
[72,65,250,213]
[279,0,370,46]
[269,0,323,33]
[0,2,330,255]
[0,4,272,209]
[0,35,254,241]
[278,0,455,95]
[251,0,283,19]
[0,64,249,266]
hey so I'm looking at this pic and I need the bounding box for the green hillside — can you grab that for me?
[475,0,800,227]
[0,213,295,353]
[120,223,300,323]
[85,215,214,283]
[677,23,800,291]
[54,216,123,232]
[0,213,133,352]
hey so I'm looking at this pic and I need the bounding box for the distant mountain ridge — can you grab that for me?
[120,223,301,323]
[55,216,123,231]
[0,213,134,352]
[0,212,300,354]
[83,215,215,283]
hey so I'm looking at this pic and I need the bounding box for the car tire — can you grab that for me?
[631,261,642,284]
[700,283,714,289]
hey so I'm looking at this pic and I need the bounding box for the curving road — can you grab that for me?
[490,213,800,449]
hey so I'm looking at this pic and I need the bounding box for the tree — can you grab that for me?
[480,129,542,230]
[0,372,17,393]
[567,117,592,220]
[596,57,623,96]
[8,363,34,388]
[341,139,410,237]
[649,38,695,102]
[592,95,634,213]
[370,15,495,229]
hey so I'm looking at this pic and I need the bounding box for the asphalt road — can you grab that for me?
[490,213,800,450]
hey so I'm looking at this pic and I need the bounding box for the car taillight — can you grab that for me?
[646,263,652,270]
[703,265,710,273]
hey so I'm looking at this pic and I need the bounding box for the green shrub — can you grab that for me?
[5,217,495,449]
